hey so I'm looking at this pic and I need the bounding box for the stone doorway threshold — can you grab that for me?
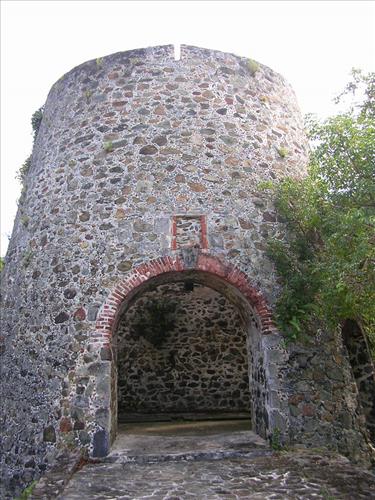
[57,419,375,499]
[110,419,268,462]
[118,411,251,423]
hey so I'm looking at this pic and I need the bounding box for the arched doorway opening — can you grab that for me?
[92,254,288,457]
[116,276,251,422]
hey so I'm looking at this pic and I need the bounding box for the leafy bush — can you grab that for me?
[31,106,44,140]
[17,156,31,184]
[264,70,375,353]
[247,58,259,76]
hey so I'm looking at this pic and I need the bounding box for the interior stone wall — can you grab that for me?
[116,282,251,416]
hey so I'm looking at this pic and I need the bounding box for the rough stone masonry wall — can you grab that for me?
[117,282,251,415]
[1,46,308,496]
[1,44,371,497]
[342,320,375,443]
[286,326,374,463]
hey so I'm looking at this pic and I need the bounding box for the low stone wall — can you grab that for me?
[117,282,251,415]
[286,326,374,464]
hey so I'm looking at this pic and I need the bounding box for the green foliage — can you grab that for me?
[270,427,283,451]
[265,70,375,352]
[334,68,375,120]
[0,257,4,272]
[96,57,103,67]
[103,141,113,153]
[31,106,44,140]
[20,215,30,227]
[277,146,289,158]
[17,156,32,184]
[17,157,31,206]
[267,236,319,343]
[257,180,274,191]
[16,480,37,500]
[247,58,259,76]
[132,298,178,348]
[17,104,44,187]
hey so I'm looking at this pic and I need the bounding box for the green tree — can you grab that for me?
[265,70,375,353]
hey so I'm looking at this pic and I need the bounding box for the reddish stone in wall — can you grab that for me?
[73,307,86,321]
[59,417,73,433]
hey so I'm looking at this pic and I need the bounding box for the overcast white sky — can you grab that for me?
[1,0,374,256]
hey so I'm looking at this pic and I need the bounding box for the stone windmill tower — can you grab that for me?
[1,45,371,496]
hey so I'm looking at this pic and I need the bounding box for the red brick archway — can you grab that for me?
[95,253,276,348]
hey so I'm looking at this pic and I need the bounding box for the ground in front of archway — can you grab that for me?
[39,420,375,499]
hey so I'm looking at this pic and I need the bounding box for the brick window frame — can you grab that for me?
[171,215,208,250]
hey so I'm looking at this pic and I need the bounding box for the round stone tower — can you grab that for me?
[1,45,370,496]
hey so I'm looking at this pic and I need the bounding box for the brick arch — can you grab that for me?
[95,253,276,347]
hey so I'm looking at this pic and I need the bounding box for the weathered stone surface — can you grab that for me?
[54,312,69,324]
[188,182,206,192]
[60,417,73,433]
[92,430,109,458]
[133,220,153,232]
[64,288,77,299]
[117,283,250,415]
[43,426,56,443]
[79,212,90,222]
[153,135,167,146]
[117,261,132,272]
[60,449,375,500]
[139,145,158,155]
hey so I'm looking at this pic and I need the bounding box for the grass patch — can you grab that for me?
[16,480,37,500]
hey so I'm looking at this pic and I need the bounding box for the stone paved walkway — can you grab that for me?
[58,421,375,500]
